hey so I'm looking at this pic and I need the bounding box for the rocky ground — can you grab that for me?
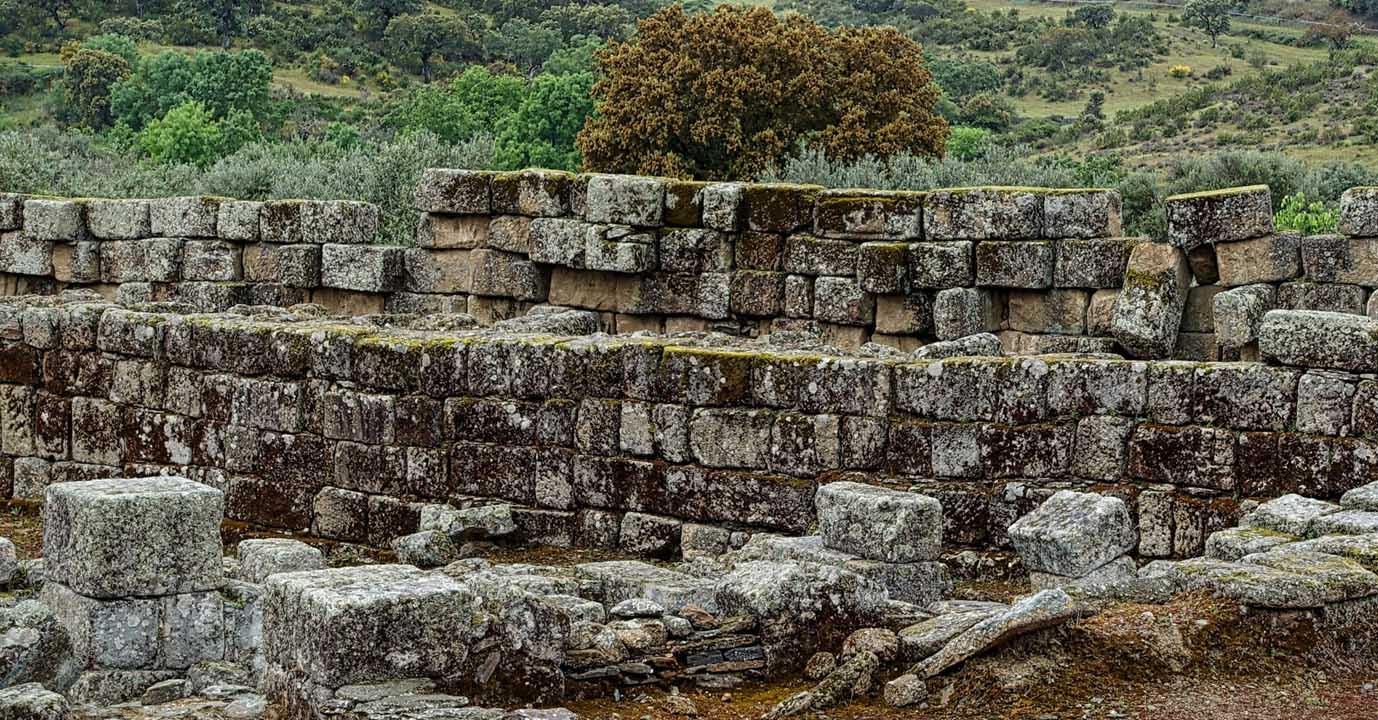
[6,503,1375,720]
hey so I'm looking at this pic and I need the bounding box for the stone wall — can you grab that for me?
[0,292,1376,559]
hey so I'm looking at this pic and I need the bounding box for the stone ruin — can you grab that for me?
[0,172,1377,715]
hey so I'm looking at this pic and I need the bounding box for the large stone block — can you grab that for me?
[1006,289,1088,335]
[1165,186,1273,250]
[908,241,973,288]
[243,243,320,287]
[585,174,665,226]
[262,565,484,687]
[1043,190,1121,238]
[492,169,573,217]
[1213,283,1274,351]
[415,213,489,249]
[101,239,182,283]
[812,189,923,240]
[1054,237,1137,288]
[933,287,1000,340]
[583,226,656,273]
[404,248,472,294]
[321,244,403,292]
[923,187,1042,240]
[1214,233,1301,286]
[23,199,85,241]
[1006,490,1136,577]
[659,228,733,272]
[415,169,492,214]
[782,234,857,276]
[1339,186,1378,237]
[41,582,159,669]
[974,241,1053,288]
[856,242,909,294]
[0,232,52,276]
[742,184,821,233]
[1302,234,1378,287]
[813,276,874,325]
[43,477,223,599]
[1111,242,1190,358]
[1277,281,1367,315]
[815,481,942,562]
[874,292,933,335]
[470,248,549,300]
[216,200,261,242]
[1259,309,1378,372]
[701,183,743,231]
[302,201,379,245]
[87,199,150,240]
[181,240,241,281]
[149,196,221,238]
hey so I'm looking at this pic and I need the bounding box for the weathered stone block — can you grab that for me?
[689,409,772,469]
[23,199,85,241]
[101,239,182,283]
[528,217,585,267]
[415,213,489,250]
[1043,190,1121,238]
[1277,281,1367,314]
[660,228,732,272]
[813,276,874,325]
[243,243,320,287]
[1111,242,1190,358]
[215,200,261,242]
[321,244,403,292]
[488,215,532,254]
[585,174,664,226]
[1006,289,1088,335]
[43,477,223,598]
[782,234,857,276]
[1179,284,1223,333]
[874,292,933,335]
[302,201,379,245]
[1296,370,1357,435]
[52,242,101,283]
[0,194,23,230]
[150,196,221,238]
[742,184,821,233]
[404,248,472,294]
[584,226,656,273]
[813,190,923,240]
[1214,232,1301,286]
[1213,283,1274,351]
[41,582,159,669]
[933,287,1000,340]
[1259,309,1378,372]
[1007,490,1136,577]
[86,199,150,240]
[415,169,492,214]
[238,538,326,584]
[181,240,241,281]
[857,242,908,294]
[0,232,53,276]
[1302,234,1378,287]
[1072,416,1132,480]
[1339,186,1378,237]
[907,241,972,288]
[492,169,572,217]
[816,481,942,562]
[1191,363,1297,431]
[470,248,550,300]
[701,183,743,231]
[730,271,785,317]
[974,241,1053,288]
[1054,237,1136,288]
[1165,186,1273,250]
[923,188,1042,240]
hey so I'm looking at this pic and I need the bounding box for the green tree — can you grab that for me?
[1183,0,1241,48]
[388,65,525,141]
[539,3,634,39]
[1067,4,1114,29]
[493,18,563,75]
[385,12,476,82]
[945,126,990,159]
[31,0,78,32]
[495,71,594,170]
[60,43,134,129]
[137,101,258,166]
[111,49,274,130]
[179,0,265,48]
[355,0,420,36]
[81,34,141,66]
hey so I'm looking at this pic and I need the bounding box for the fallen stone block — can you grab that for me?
[913,589,1079,677]
[1112,242,1190,358]
[1028,555,1136,592]
[1165,186,1273,250]
[1007,490,1136,578]
[43,476,224,599]
[1204,526,1297,561]
[897,607,1000,662]
[1286,534,1378,572]
[237,539,326,584]
[735,534,952,605]
[1239,548,1378,603]
[816,481,942,563]
[1141,558,1328,609]
[392,530,461,568]
[1258,309,1378,372]
[1242,493,1339,536]
[1342,482,1378,511]
[1308,510,1378,537]
[0,682,68,720]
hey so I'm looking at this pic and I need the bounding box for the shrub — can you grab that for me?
[1274,191,1338,234]
[945,126,991,159]
[1168,64,1192,78]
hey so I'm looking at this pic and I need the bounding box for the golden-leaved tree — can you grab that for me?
[576,4,949,180]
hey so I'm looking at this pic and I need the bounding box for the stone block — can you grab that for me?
[149,196,221,237]
[1179,284,1223,333]
[618,512,680,557]
[1007,490,1136,577]
[181,240,241,281]
[813,276,874,325]
[492,169,572,216]
[1111,242,1190,358]
[660,228,733,272]
[470,248,549,300]
[812,189,923,240]
[742,184,821,233]
[43,476,224,598]
[1302,234,1378,287]
[238,538,326,584]
[923,187,1042,240]
[1071,416,1132,480]
[528,217,587,267]
[783,274,814,318]
[1054,237,1136,288]
[321,244,403,292]
[1277,281,1367,314]
[1339,186,1378,236]
[1043,190,1121,238]
[730,271,785,317]
[41,582,159,669]
[1214,233,1301,286]
[1213,283,1274,351]
[0,232,53,276]
[52,242,101,283]
[856,242,909,294]
[1187,244,1219,285]
[1006,289,1088,335]
[415,213,488,250]
[874,292,933,335]
[404,248,472,294]
[488,215,532,253]
[1259,309,1378,372]
[0,194,20,230]
[585,174,664,226]
[101,239,182,283]
[701,183,743,231]
[1165,186,1273,250]
[584,226,656,273]
[415,169,492,214]
[243,243,320,287]
[302,201,379,245]
[974,241,1053,288]
[23,199,85,241]
[908,241,973,288]
[689,409,772,469]
[86,199,150,240]
[216,200,261,242]
[816,481,942,562]
[782,234,857,276]
[1296,370,1357,435]
[933,287,1000,340]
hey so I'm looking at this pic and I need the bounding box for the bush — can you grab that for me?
[1274,191,1338,234]
[1168,64,1192,78]
[945,126,990,159]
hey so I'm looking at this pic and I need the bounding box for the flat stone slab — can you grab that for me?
[1204,527,1297,562]
[1287,534,1378,572]
[815,482,943,563]
[575,560,718,613]
[1341,482,1378,511]
[43,477,224,599]
[1239,549,1378,604]
[262,564,485,688]
[897,609,999,663]
[237,539,326,584]
[1308,510,1378,537]
[735,534,951,606]
[1007,490,1136,578]
[1241,493,1339,537]
[913,589,1080,678]
[1141,558,1328,609]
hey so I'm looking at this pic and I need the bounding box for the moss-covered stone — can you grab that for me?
[741,183,822,233]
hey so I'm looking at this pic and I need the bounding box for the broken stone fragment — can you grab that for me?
[883,673,928,708]
[391,530,461,568]
[913,589,1080,678]
[911,332,1002,359]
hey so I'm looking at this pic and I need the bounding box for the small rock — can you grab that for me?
[664,616,693,638]
[140,678,191,705]
[391,530,460,568]
[884,674,928,707]
[224,694,268,720]
[663,695,700,716]
[0,538,15,587]
[0,683,68,720]
[679,605,718,630]
[841,627,899,663]
[803,652,837,681]
[610,598,666,619]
